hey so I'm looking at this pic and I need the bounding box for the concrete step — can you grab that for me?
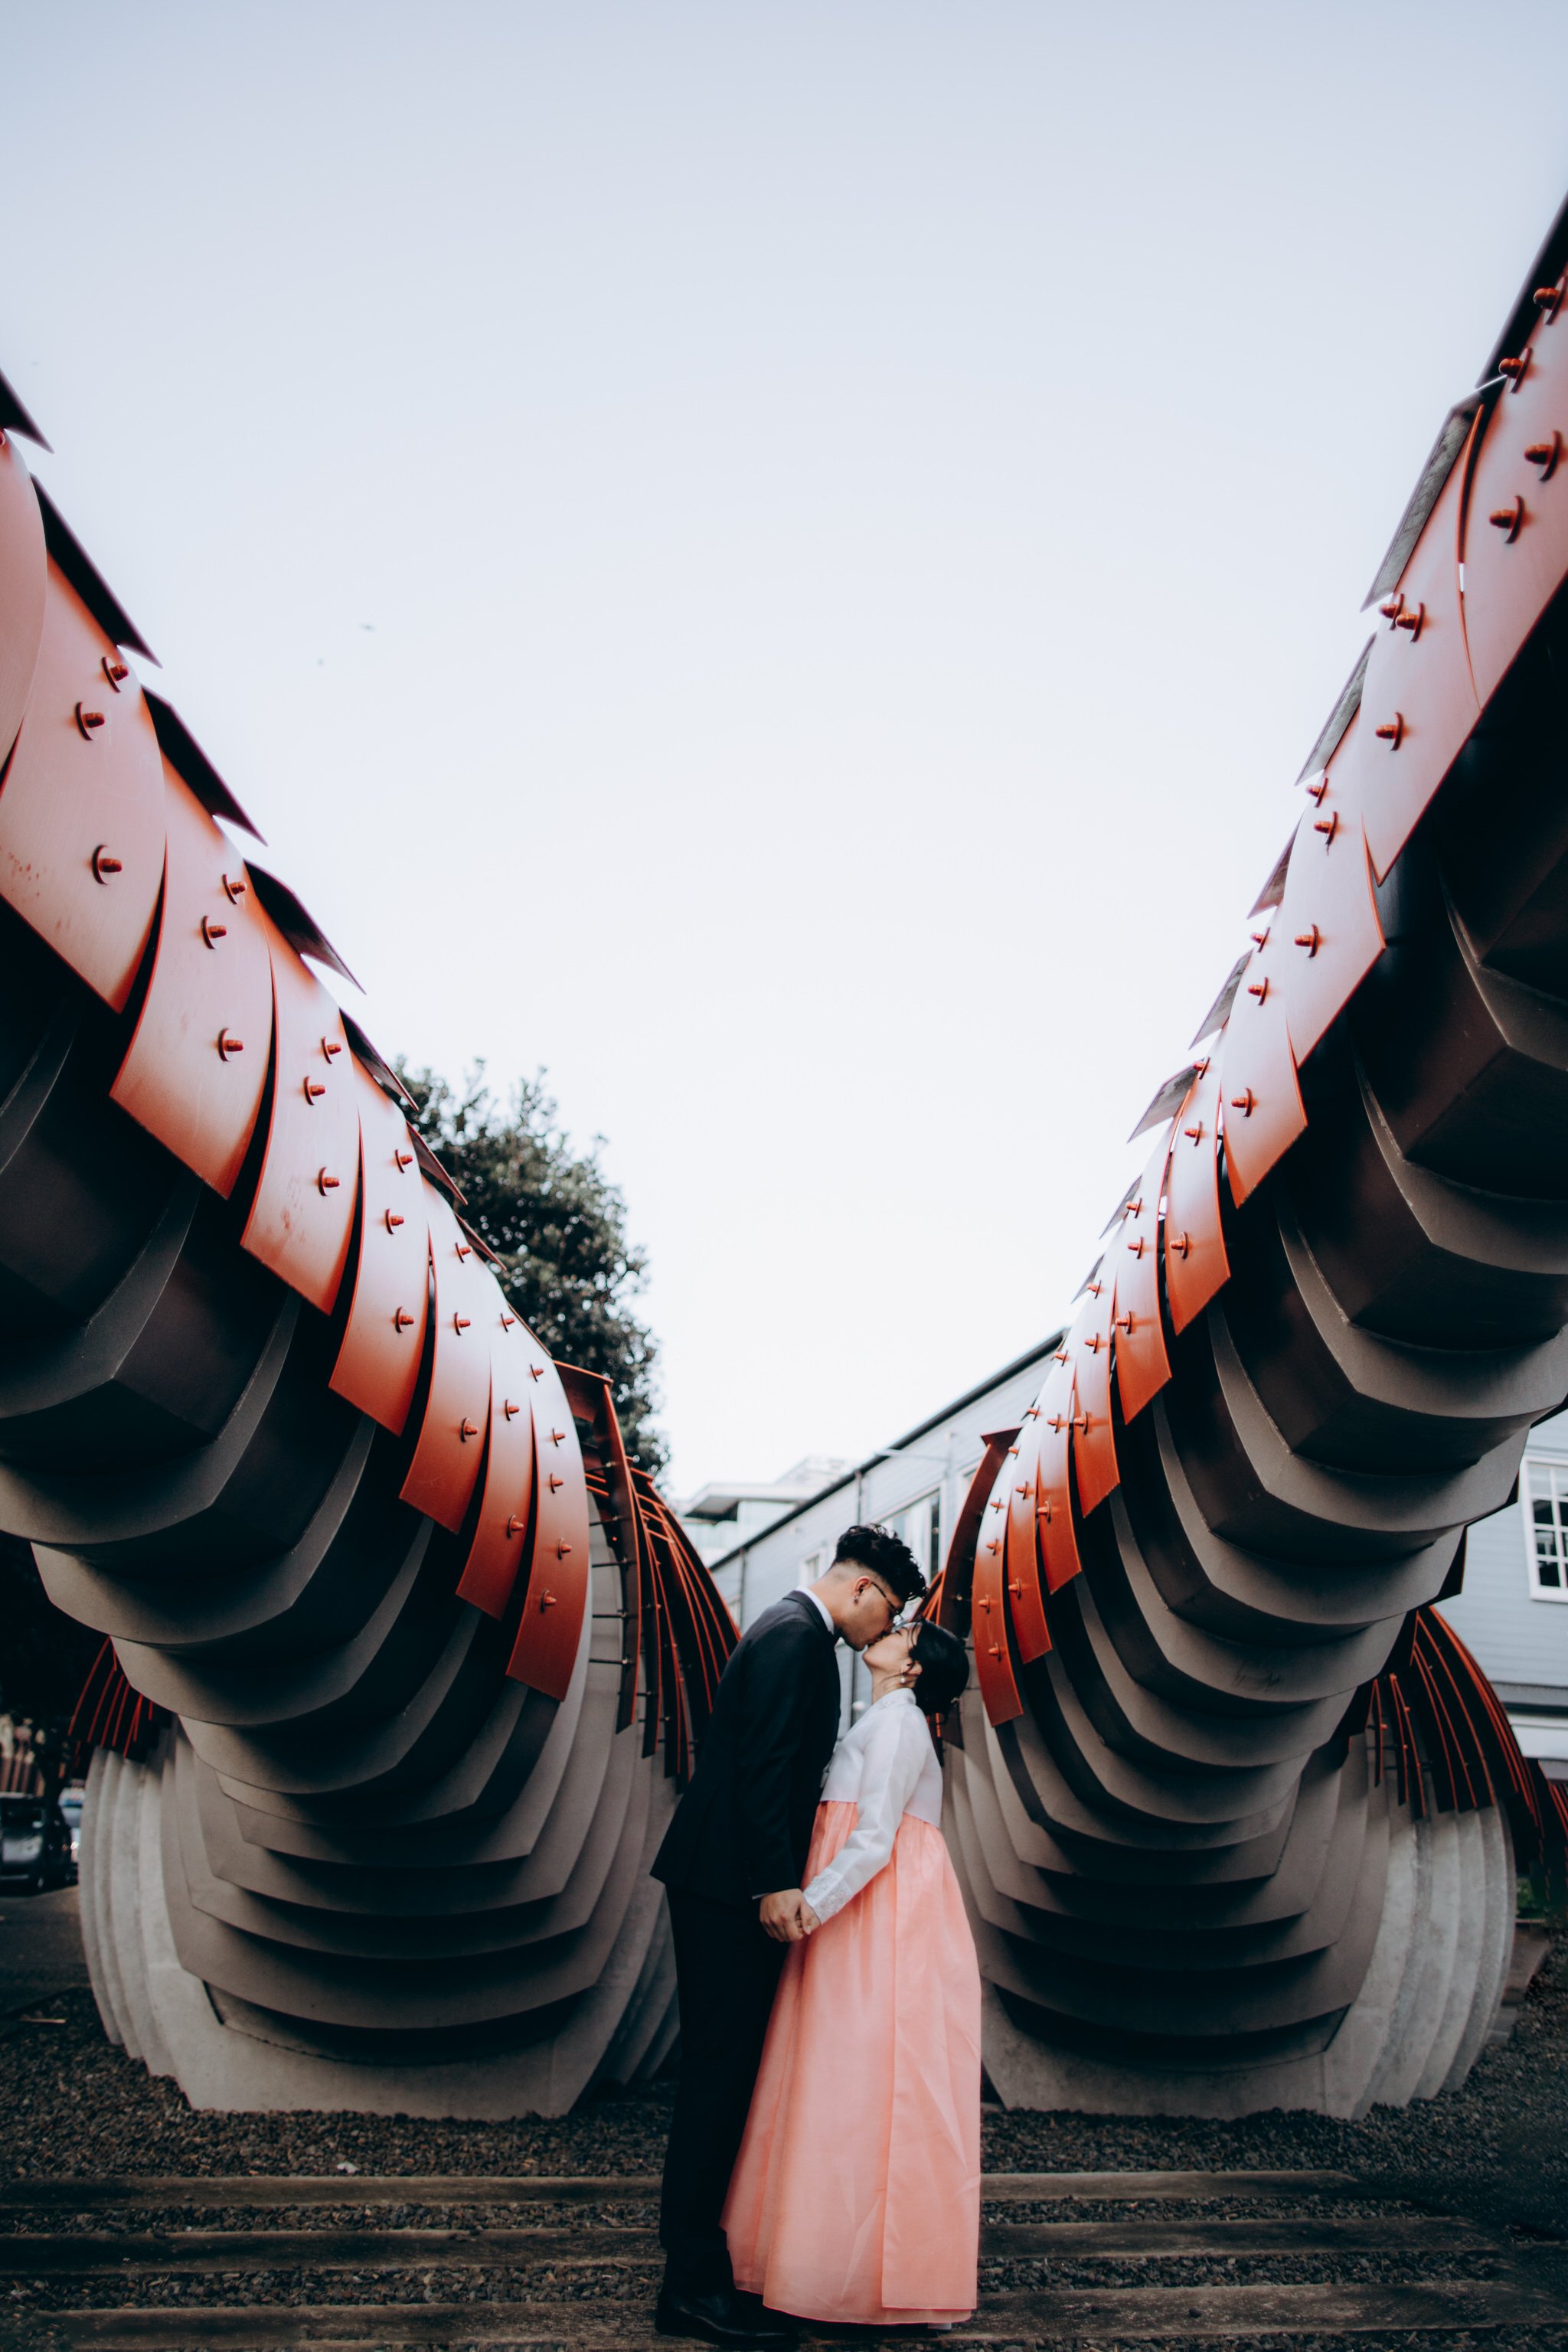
[0,2210,1495,2274]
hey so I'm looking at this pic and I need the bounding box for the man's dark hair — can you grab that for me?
[909,1618,969,1720]
[831,1524,926,1609]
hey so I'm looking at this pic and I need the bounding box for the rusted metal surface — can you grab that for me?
[109,768,270,1195]
[0,558,162,1010]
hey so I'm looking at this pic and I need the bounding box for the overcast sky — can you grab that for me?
[4,5,1563,1496]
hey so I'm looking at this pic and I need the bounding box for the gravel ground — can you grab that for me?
[1,1939,1563,2349]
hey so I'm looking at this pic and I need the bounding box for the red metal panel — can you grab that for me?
[971,1449,1023,1726]
[400,1194,495,1531]
[0,436,45,768]
[1163,1059,1229,1332]
[1462,277,1568,710]
[1069,1279,1119,1516]
[455,1331,535,1619]
[328,1060,430,1432]
[0,559,162,1009]
[1349,452,1478,881]
[240,916,358,1315]
[1003,1415,1050,1661]
[1036,1357,1083,1595]
[1217,923,1306,1205]
[507,1344,590,1700]
[1112,1138,1174,1422]
[109,769,270,1195]
[1275,786,1385,1065]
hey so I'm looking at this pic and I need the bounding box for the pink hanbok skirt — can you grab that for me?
[722,1798,982,2326]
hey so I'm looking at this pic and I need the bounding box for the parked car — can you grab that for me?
[0,1793,74,1891]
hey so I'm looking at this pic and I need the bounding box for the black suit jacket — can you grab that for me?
[652,1590,841,1906]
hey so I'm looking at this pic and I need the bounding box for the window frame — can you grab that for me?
[1521,1455,1568,1602]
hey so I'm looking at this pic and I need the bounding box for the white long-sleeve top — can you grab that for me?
[802,1688,943,1926]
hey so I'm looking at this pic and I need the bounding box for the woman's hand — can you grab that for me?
[760,1889,815,1942]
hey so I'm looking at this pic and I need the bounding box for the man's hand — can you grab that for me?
[759,1889,817,1942]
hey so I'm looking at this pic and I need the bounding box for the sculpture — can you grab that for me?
[0,194,1564,2118]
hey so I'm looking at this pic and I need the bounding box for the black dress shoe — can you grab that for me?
[655,2284,797,2346]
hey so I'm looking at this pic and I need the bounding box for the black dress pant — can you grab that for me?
[660,1887,786,2295]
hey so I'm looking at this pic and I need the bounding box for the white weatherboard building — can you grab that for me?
[1438,1405,1568,1784]
[713,1348,1568,1766]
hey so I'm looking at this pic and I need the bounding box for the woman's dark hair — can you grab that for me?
[909,1617,969,1720]
[832,1524,926,1609]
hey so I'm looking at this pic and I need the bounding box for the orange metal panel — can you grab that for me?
[1349,452,1478,881]
[1163,1059,1229,1332]
[0,559,162,1009]
[1462,279,1568,709]
[240,916,358,1314]
[507,1344,590,1700]
[0,436,45,768]
[399,1194,495,1531]
[455,1328,536,1619]
[971,1449,1023,1726]
[1112,1137,1173,1422]
[1003,1415,1050,1662]
[328,1060,430,1432]
[110,769,270,1195]
[1036,1357,1083,1595]
[1069,1282,1119,1515]
[1275,786,1385,1065]
[1217,923,1306,1205]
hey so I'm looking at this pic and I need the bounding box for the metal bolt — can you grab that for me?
[1038,1498,1054,1522]
[1527,433,1560,478]
[1231,1087,1256,1116]
[1374,716,1403,746]
[304,1078,325,1102]
[76,704,106,737]
[385,1210,404,1231]
[550,1427,565,1445]
[1378,593,1403,620]
[201,916,227,946]
[452,1313,471,1331]
[554,1540,572,1557]
[1116,1311,1135,1331]
[550,1474,564,1491]
[1247,976,1269,1001]
[1395,603,1424,637]
[1295,924,1321,955]
[395,1149,413,1170]
[541,1587,560,1606]
[531,1364,545,1380]
[217,1029,243,1059]
[1306,777,1329,804]
[1534,285,1563,315]
[1315,811,1341,841]
[504,1399,520,1419]
[1490,498,1524,541]
[1127,1235,1147,1257]
[322,1037,342,1058]
[506,1514,524,1536]
[222,872,247,902]
[501,1312,517,1328]
[459,1418,479,1440]
[90,845,122,882]
[316,1168,340,1194]
[1184,1120,1204,1142]
[1499,353,1529,380]
[1171,1230,1191,1258]
[394,1308,414,1330]
[102,655,129,689]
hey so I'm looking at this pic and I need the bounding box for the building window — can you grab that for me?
[887,1493,942,1595]
[799,1550,823,1589]
[1524,1459,1568,1600]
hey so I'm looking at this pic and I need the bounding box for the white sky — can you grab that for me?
[3,5,1563,1496]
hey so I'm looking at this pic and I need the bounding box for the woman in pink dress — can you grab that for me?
[723,1614,981,2329]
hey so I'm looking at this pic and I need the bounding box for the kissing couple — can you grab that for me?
[652,1524,981,2343]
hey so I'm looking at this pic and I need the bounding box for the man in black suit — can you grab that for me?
[652,1523,927,2347]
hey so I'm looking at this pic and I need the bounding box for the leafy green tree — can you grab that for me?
[400,1065,668,1477]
